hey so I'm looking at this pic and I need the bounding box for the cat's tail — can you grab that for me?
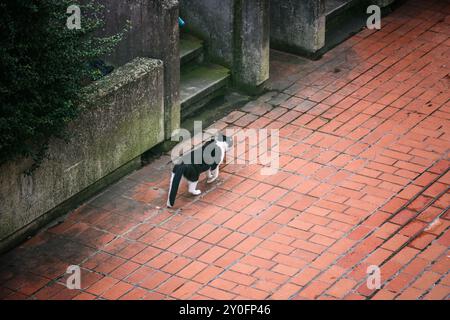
[167,165,184,208]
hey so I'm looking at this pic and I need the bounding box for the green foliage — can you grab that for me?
[0,0,124,171]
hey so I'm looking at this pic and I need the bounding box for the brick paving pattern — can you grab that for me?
[1,0,449,300]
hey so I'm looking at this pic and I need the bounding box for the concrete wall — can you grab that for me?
[181,0,234,67]
[180,0,270,91]
[271,0,326,57]
[0,58,165,252]
[99,0,180,139]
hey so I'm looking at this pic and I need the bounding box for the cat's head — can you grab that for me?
[214,133,233,152]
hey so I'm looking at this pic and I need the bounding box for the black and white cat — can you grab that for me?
[167,134,233,208]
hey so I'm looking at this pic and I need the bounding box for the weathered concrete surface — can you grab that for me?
[180,0,270,90]
[99,0,180,139]
[234,0,270,90]
[0,58,165,252]
[271,0,326,56]
[181,0,235,67]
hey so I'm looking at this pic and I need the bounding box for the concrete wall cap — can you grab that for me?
[85,57,163,100]
[162,0,179,10]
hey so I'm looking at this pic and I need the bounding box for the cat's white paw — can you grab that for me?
[191,190,202,196]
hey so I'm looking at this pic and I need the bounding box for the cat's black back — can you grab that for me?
[173,139,222,182]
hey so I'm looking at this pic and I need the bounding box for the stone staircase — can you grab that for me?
[180,33,231,119]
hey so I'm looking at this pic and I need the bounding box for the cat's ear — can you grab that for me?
[216,133,226,142]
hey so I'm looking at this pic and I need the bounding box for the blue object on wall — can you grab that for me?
[178,17,186,27]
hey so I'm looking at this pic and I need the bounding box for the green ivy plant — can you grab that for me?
[0,0,125,173]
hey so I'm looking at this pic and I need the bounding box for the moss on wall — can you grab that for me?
[0,57,165,252]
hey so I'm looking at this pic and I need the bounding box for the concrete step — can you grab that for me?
[180,33,204,66]
[326,0,354,16]
[180,63,230,119]
[322,0,371,54]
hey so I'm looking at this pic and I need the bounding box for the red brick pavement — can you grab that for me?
[1,0,449,300]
